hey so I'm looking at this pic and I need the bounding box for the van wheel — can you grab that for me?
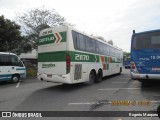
[88,70,96,84]
[12,75,20,83]
[96,69,103,82]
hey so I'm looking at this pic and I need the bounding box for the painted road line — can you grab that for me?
[120,78,130,79]
[68,102,96,105]
[112,82,128,83]
[98,88,142,90]
[68,101,112,105]
[16,80,21,88]
[112,82,138,84]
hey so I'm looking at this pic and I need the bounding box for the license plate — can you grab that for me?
[47,75,52,78]
[152,67,160,71]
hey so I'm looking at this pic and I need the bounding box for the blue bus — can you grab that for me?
[130,29,160,81]
[123,54,130,69]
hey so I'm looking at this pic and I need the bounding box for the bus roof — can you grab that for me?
[0,52,17,56]
[133,29,160,35]
[39,25,123,51]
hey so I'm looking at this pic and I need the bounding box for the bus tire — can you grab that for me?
[119,67,122,74]
[96,69,103,83]
[88,70,96,84]
[12,74,20,83]
[157,105,160,118]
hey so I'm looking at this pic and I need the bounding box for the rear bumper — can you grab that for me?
[37,73,72,84]
[131,72,160,80]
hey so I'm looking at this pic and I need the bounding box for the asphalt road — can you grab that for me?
[0,69,160,120]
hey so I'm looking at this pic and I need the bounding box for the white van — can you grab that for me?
[0,52,26,83]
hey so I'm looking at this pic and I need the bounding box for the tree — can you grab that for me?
[17,7,67,49]
[0,15,32,54]
[107,40,113,45]
[93,35,107,42]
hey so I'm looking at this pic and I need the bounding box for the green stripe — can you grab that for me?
[59,32,67,42]
[38,51,121,63]
[16,68,26,70]
[0,74,12,78]
[38,51,66,62]
[38,32,66,45]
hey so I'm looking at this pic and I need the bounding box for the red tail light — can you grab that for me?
[131,62,135,70]
[66,53,71,74]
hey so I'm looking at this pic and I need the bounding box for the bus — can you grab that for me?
[37,25,123,84]
[123,53,130,69]
[0,52,26,83]
[130,29,160,81]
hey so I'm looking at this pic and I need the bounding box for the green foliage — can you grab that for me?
[17,7,67,49]
[0,15,32,54]
[24,62,37,78]
[26,69,37,78]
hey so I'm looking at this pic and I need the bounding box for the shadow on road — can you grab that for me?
[13,83,92,111]
[44,83,88,92]
[0,81,14,86]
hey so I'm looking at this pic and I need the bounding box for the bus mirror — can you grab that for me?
[133,30,135,34]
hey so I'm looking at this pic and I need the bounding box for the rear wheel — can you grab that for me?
[119,67,122,74]
[96,69,103,83]
[88,70,96,84]
[12,75,20,83]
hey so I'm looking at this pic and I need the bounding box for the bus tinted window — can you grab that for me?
[10,55,23,67]
[86,38,96,53]
[72,31,78,50]
[72,30,122,58]
[151,36,160,48]
[0,54,24,67]
[0,54,10,66]
[132,31,160,50]
[78,34,86,51]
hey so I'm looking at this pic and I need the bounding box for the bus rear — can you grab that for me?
[130,30,160,80]
[37,26,71,83]
[123,55,130,69]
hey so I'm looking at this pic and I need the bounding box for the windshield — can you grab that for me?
[132,31,160,50]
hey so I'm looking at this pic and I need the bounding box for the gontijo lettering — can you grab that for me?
[39,37,54,43]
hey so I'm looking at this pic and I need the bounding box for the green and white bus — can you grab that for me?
[37,25,123,84]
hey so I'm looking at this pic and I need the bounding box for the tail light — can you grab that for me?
[130,62,135,69]
[66,53,71,74]
[130,61,139,74]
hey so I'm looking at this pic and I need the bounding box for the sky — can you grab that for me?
[0,0,160,52]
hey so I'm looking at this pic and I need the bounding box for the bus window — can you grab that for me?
[0,54,10,66]
[151,36,160,48]
[10,55,24,67]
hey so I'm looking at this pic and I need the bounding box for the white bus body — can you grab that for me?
[0,52,26,83]
[37,26,123,84]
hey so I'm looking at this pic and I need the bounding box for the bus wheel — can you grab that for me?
[12,75,20,83]
[157,105,160,118]
[96,69,103,83]
[119,67,122,74]
[88,70,96,84]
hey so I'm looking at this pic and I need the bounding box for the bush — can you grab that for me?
[23,61,37,78]
[26,68,37,78]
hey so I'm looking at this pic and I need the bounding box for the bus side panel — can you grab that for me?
[0,66,12,81]
[0,66,26,81]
